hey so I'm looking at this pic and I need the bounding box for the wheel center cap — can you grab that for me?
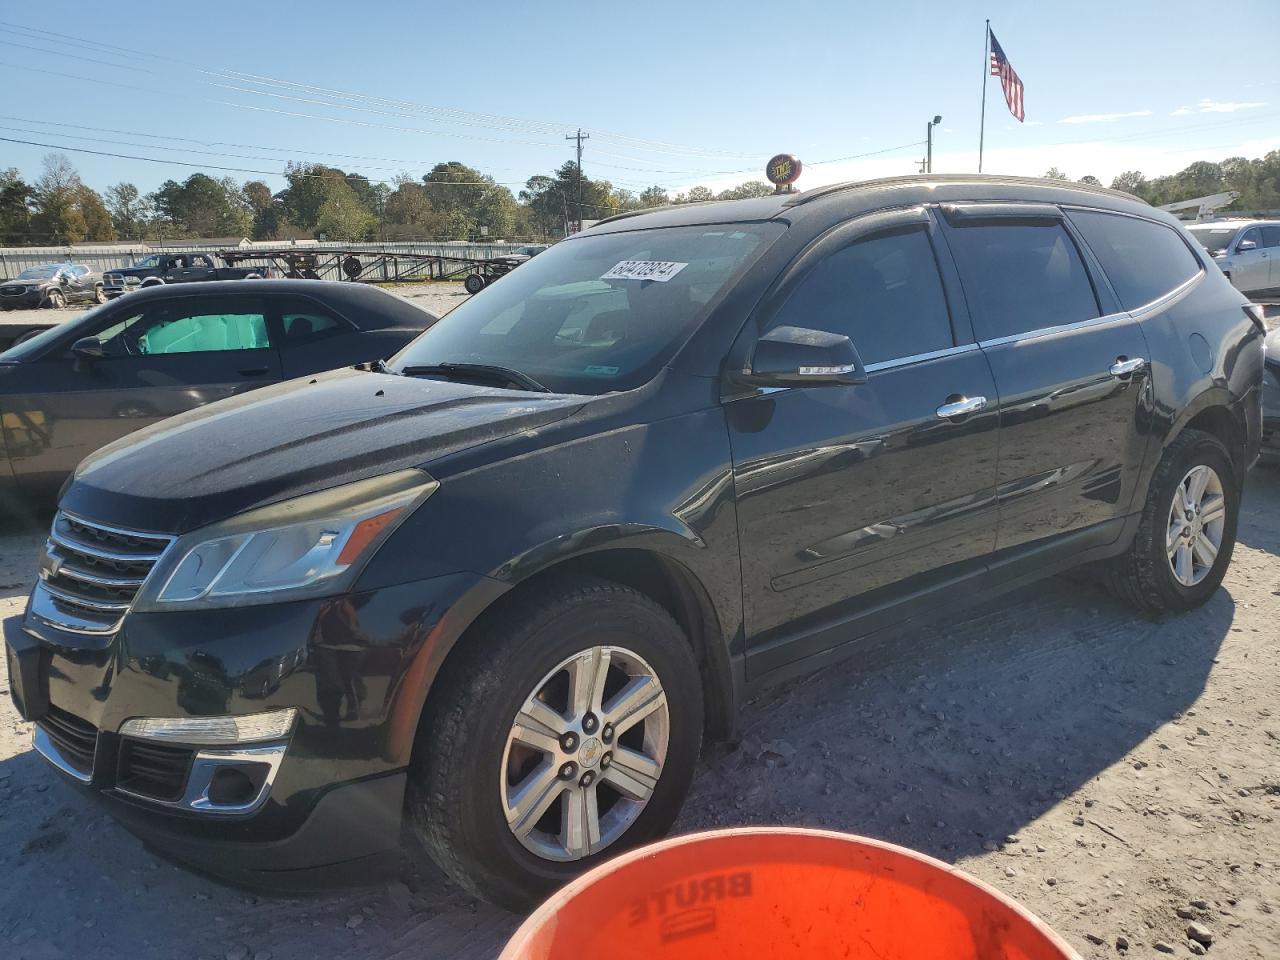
[578,736,603,768]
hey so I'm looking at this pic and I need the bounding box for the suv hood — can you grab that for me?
[62,368,585,533]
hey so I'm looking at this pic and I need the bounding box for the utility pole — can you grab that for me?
[926,115,942,173]
[565,128,589,233]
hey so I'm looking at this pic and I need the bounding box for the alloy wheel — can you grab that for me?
[500,645,669,862]
[1166,464,1226,587]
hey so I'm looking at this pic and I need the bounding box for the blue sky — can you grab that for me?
[2,0,1277,197]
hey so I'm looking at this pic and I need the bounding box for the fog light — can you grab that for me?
[118,708,296,745]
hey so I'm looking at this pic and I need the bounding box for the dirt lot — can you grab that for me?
[0,291,1276,959]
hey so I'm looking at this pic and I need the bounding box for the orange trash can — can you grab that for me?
[500,827,1081,960]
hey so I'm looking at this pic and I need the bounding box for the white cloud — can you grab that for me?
[1195,98,1266,113]
[1023,120,1045,127]
[1171,107,1192,116]
[1058,110,1153,125]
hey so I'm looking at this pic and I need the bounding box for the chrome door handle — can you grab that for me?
[1109,357,1146,378]
[936,395,987,419]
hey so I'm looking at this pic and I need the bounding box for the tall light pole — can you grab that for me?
[926,115,942,173]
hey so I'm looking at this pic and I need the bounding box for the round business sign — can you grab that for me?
[766,154,802,188]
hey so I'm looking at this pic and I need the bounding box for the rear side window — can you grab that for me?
[769,228,954,365]
[1263,226,1280,249]
[1069,209,1202,310]
[945,222,1099,341]
[273,297,351,344]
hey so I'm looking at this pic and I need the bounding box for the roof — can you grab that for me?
[581,173,1164,237]
[118,279,438,328]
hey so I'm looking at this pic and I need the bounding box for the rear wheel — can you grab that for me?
[408,577,703,910]
[463,273,486,295]
[1106,428,1238,615]
[93,284,107,304]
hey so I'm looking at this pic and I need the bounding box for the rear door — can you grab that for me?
[728,208,1000,675]
[5,293,282,497]
[937,203,1151,563]
[1264,226,1280,290]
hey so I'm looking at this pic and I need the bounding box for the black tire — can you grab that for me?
[93,284,107,304]
[408,576,703,910]
[1106,428,1239,615]
[463,273,486,295]
[44,290,65,309]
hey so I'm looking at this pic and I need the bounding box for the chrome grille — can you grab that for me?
[33,512,174,634]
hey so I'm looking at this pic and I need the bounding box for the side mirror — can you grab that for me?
[70,336,105,371]
[744,325,867,387]
[1236,239,1258,253]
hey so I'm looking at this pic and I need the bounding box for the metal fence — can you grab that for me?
[0,241,531,280]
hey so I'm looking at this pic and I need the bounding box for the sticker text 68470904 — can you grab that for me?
[601,260,689,282]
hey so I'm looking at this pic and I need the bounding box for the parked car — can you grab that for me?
[4,175,1264,910]
[1187,220,1280,296]
[1263,326,1280,464]
[0,263,106,310]
[102,252,265,298]
[0,279,436,505]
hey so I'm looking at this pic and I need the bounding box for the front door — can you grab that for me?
[4,293,282,497]
[937,204,1151,561]
[728,211,1000,676]
[1233,227,1269,293]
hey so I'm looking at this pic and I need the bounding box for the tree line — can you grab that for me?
[3,149,1277,247]
[0,153,775,246]
[1042,152,1280,210]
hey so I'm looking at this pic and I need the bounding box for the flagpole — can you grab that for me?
[978,18,990,173]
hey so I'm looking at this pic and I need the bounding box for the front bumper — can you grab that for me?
[0,287,48,309]
[5,570,486,888]
[1262,366,1280,464]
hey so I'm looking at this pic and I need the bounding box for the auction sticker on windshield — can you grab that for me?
[601,260,689,282]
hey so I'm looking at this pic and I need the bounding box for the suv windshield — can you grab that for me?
[392,223,782,393]
[1187,226,1240,256]
[17,265,61,280]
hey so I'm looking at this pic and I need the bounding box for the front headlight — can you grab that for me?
[133,469,437,611]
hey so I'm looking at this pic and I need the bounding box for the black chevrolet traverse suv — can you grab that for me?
[5,175,1265,909]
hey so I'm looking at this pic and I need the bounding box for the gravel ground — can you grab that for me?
[0,286,1276,959]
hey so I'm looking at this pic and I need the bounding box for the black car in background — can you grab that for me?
[102,252,265,299]
[0,279,436,508]
[4,175,1264,910]
[0,262,107,309]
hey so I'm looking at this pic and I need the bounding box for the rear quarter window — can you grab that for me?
[1069,209,1202,310]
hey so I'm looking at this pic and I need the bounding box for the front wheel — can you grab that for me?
[44,290,65,309]
[408,577,703,910]
[1106,428,1239,615]
[93,284,107,304]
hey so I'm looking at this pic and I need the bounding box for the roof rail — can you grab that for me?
[783,173,1140,207]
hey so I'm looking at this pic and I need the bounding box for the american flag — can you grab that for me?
[989,29,1025,122]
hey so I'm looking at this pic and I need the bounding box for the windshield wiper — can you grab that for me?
[400,362,551,393]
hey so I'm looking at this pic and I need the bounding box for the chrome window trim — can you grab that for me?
[32,725,94,783]
[864,342,980,373]
[975,268,1203,350]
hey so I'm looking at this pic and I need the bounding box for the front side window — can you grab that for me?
[1261,226,1280,249]
[1069,209,1202,310]
[392,223,782,393]
[768,228,954,366]
[98,298,270,356]
[945,221,1099,341]
[1240,228,1263,249]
